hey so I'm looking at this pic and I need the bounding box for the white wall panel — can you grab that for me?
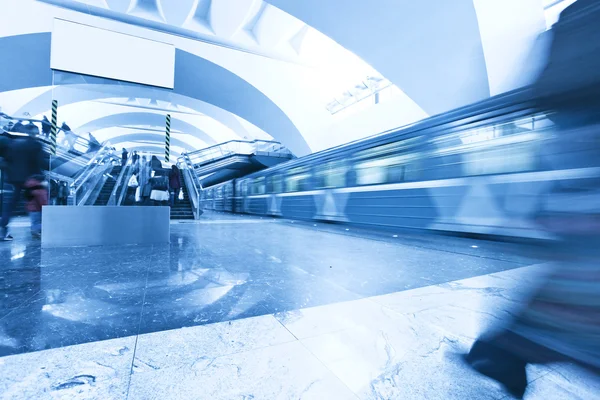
[51,19,175,88]
[473,0,546,95]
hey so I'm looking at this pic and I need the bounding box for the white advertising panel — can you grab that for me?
[51,19,175,89]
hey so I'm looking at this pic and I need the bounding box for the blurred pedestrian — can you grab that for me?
[24,175,48,238]
[459,1,600,398]
[1,126,45,241]
[121,148,128,166]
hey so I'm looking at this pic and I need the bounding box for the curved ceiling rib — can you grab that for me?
[15,86,257,143]
[108,133,196,151]
[264,0,491,116]
[0,33,309,155]
[75,112,217,145]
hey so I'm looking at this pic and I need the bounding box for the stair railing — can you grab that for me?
[108,157,133,206]
[69,145,118,205]
[178,154,203,219]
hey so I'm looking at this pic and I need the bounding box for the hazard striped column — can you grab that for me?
[50,100,58,155]
[165,113,171,163]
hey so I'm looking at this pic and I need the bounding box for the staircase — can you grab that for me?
[94,166,121,206]
[170,171,195,220]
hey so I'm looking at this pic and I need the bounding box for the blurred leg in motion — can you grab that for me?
[1,183,22,239]
[463,236,600,398]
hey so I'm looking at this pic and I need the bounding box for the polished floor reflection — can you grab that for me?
[1,264,598,399]
[0,212,545,358]
[6,212,595,399]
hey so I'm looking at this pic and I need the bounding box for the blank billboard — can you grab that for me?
[51,19,175,89]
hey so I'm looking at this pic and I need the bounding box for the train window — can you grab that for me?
[354,136,423,161]
[355,158,387,185]
[354,153,422,185]
[270,174,283,193]
[239,180,248,196]
[462,140,537,176]
[285,167,311,192]
[251,177,265,195]
[315,161,347,188]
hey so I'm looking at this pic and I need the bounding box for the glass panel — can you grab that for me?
[272,174,282,193]
[251,177,265,195]
[315,160,347,188]
[285,166,311,192]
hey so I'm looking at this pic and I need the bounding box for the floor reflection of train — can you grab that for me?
[200,88,598,240]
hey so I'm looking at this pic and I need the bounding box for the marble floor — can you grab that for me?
[0,212,597,399]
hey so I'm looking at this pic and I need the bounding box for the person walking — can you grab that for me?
[121,148,129,166]
[24,175,48,238]
[0,127,45,241]
[458,1,600,398]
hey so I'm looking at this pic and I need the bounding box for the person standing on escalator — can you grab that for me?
[168,164,182,206]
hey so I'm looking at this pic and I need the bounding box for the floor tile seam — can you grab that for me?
[363,264,540,310]
[294,332,362,400]
[282,325,364,342]
[125,263,152,400]
[278,223,531,265]
[0,289,43,323]
[132,315,299,368]
[131,338,301,376]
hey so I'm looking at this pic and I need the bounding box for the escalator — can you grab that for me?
[170,170,194,220]
[94,166,122,206]
[183,140,294,188]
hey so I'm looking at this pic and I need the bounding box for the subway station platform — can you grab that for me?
[1,212,598,399]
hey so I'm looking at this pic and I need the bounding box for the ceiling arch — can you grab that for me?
[0,32,310,155]
[95,132,197,152]
[265,0,490,115]
[15,85,257,143]
[75,112,217,145]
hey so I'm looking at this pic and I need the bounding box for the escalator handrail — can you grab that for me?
[178,154,202,218]
[71,144,115,190]
[116,159,140,206]
[75,162,114,206]
[70,145,118,205]
[107,158,131,206]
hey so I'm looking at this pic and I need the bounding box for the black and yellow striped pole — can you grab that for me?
[165,113,171,163]
[50,100,58,155]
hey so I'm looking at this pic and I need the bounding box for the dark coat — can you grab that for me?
[3,136,45,184]
[169,167,181,190]
[41,117,51,135]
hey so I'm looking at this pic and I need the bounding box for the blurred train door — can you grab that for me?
[232,179,237,213]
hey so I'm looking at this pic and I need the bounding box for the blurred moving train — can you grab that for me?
[199,87,599,240]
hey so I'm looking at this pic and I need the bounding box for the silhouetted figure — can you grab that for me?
[1,128,45,241]
[460,2,600,398]
[150,155,163,174]
[60,122,77,151]
[121,148,128,166]
[169,164,182,205]
[41,116,51,137]
[10,120,25,133]
[24,121,39,137]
